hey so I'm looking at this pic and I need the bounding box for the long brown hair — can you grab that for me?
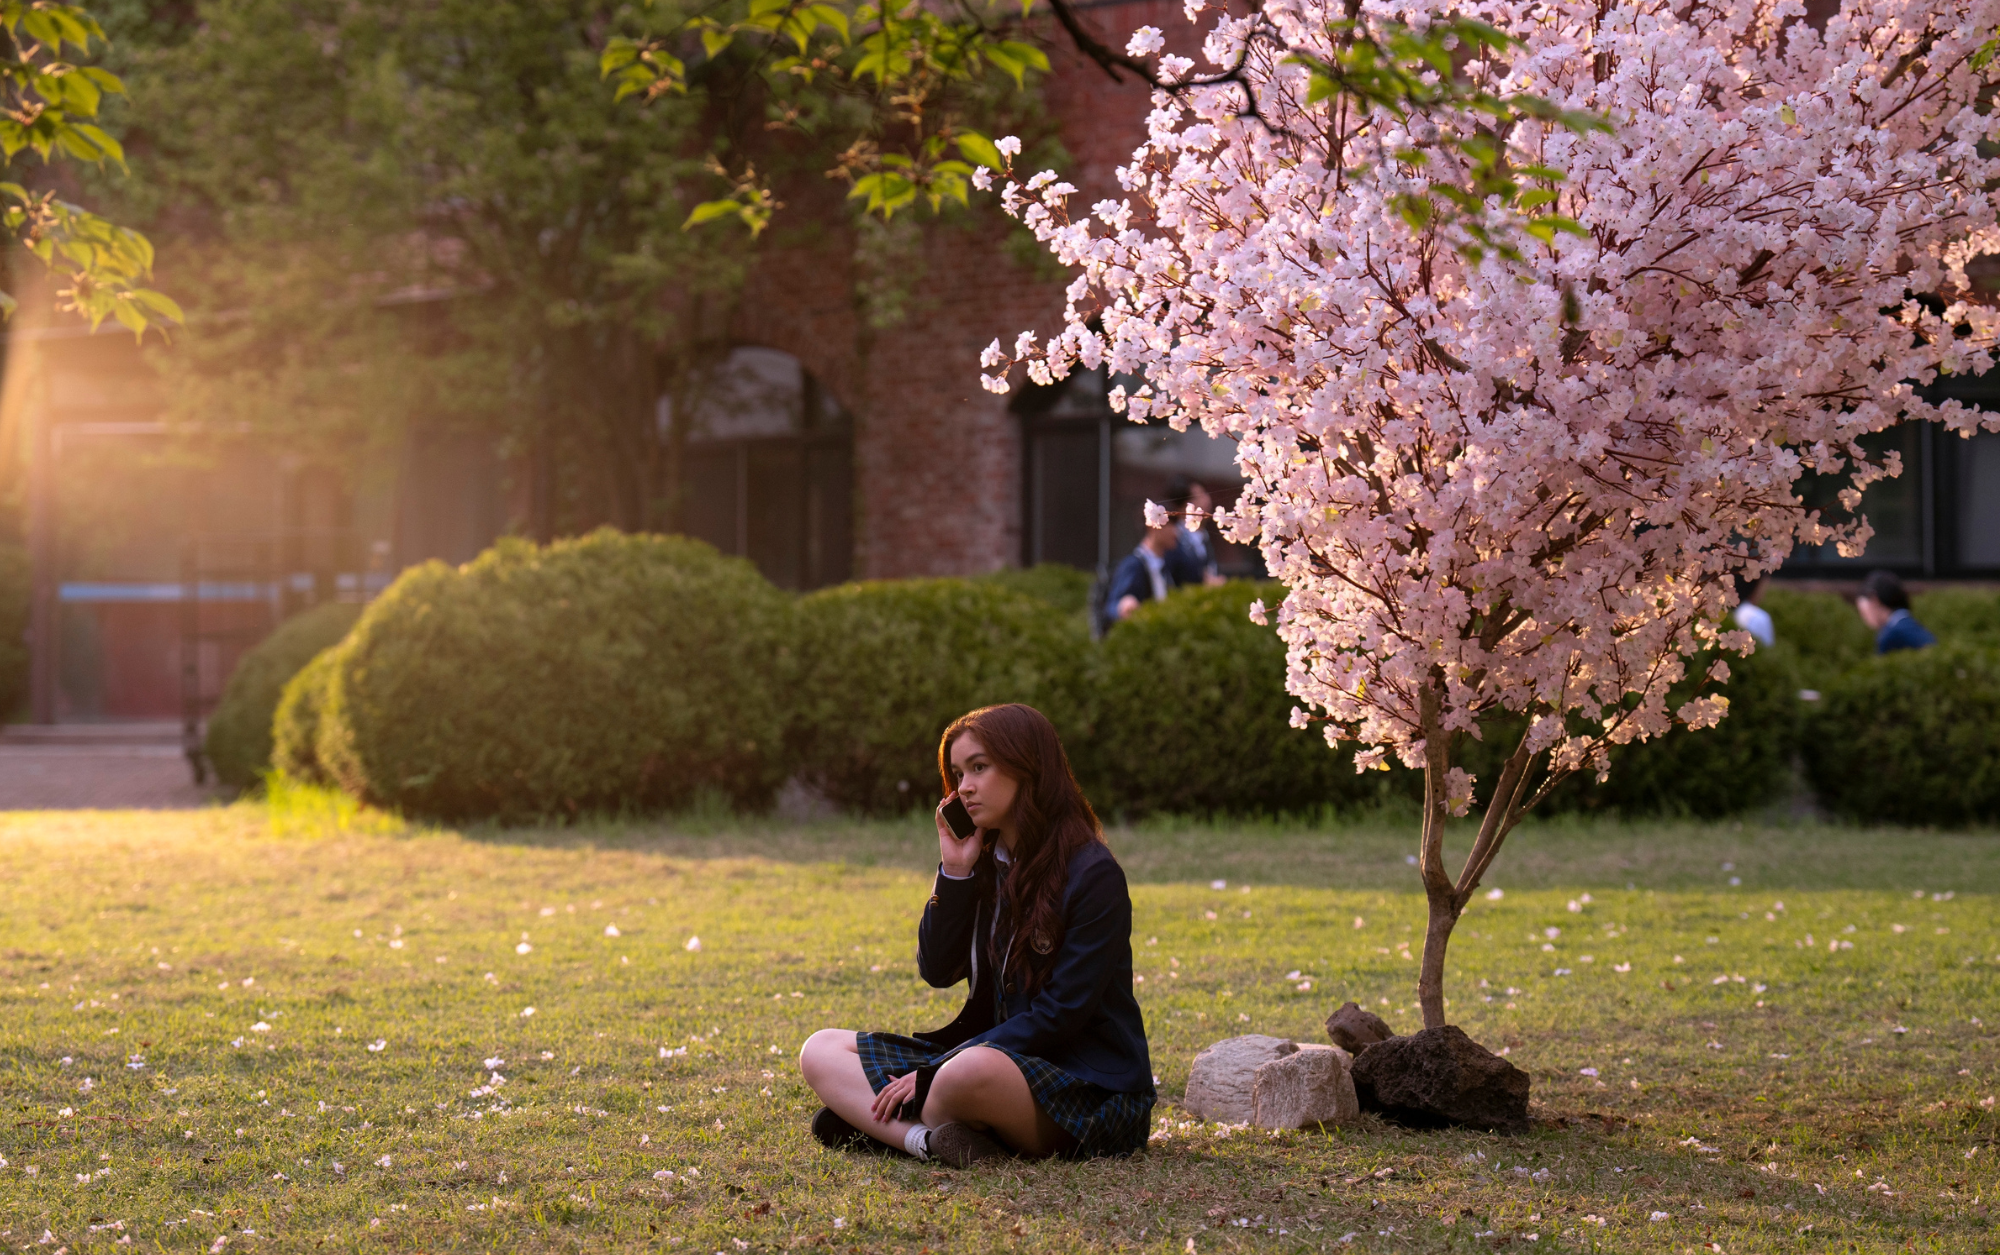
[938,703,1105,995]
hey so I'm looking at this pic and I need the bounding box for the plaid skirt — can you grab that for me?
[856,1031,1154,1159]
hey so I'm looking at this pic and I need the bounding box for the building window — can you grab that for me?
[1015,366,1256,577]
[1780,365,2000,579]
[1950,430,2000,570]
[666,347,854,590]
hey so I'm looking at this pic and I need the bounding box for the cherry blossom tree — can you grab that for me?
[981,0,2000,1029]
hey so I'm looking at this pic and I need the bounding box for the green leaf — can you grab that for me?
[77,66,123,94]
[955,132,1003,170]
[600,39,640,73]
[983,44,1024,87]
[49,10,96,53]
[19,11,63,50]
[131,287,185,322]
[1517,188,1558,209]
[805,3,850,43]
[996,40,1048,74]
[781,14,816,52]
[848,170,916,217]
[683,198,745,229]
[58,71,101,116]
[71,123,123,165]
[1445,18,1519,52]
[1523,214,1589,245]
[110,297,148,335]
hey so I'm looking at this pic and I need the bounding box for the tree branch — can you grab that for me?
[1043,0,1156,85]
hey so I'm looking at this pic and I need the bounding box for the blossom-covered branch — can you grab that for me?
[981,0,2000,1028]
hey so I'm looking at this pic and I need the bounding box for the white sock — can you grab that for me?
[902,1124,932,1160]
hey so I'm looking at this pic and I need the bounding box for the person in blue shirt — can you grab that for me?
[1855,570,1936,654]
[1101,518,1179,630]
[798,704,1153,1167]
[1162,477,1228,590]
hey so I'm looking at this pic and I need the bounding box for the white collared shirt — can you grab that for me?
[1137,544,1169,602]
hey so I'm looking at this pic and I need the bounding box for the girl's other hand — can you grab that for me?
[872,1070,919,1124]
[936,794,981,878]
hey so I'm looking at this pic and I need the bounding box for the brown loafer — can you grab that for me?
[928,1121,1008,1168]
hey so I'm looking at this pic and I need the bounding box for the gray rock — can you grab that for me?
[1250,1043,1358,1129]
[1325,1001,1396,1053]
[1349,1025,1531,1133]
[1183,1035,1296,1123]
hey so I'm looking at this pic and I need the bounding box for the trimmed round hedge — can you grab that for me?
[788,579,1092,815]
[1083,581,1395,817]
[1455,638,1802,819]
[1911,587,2000,649]
[273,647,342,786]
[972,564,1094,619]
[1803,643,2000,825]
[317,529,792,822]
[1572,641,1801,817]
[1761,587,1872,687]
[204,600,363,789]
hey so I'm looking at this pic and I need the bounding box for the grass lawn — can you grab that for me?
[0,793,1995,1253]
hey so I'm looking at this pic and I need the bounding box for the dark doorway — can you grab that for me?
[669,347,854,591]
[1015,366,1258,579]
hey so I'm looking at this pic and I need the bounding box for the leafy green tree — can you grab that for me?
[2,1,177,332]
[605,0,1604,258]
[605,0,1047,232]
[103,0,734,528]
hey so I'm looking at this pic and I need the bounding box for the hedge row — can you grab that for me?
[232,528,2000,826]
[313,532,791,823]
[205,601,363,788]
[1801,645,2000,825]
[1768,587,2000,825]
[788,579,1092,814]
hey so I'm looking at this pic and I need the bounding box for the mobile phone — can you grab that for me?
[940,795,978,841]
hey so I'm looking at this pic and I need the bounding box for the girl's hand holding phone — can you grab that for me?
[936,793,981,877]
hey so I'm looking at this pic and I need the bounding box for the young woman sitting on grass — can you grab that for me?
[798,703,1155,1167]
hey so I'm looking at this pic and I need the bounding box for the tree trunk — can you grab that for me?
[1417,879,1461,1030]
[1415,676,1456,1030]
[1414,692,1544,1031]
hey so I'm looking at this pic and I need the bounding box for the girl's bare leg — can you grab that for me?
[921,1046,1074,1158]
[798,1030,919,1150]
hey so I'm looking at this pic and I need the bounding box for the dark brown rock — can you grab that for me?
[1325,1001,1396,1053]
[1349,1025,1531,1133]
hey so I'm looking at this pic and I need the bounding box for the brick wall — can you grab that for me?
[729,0,1185,578]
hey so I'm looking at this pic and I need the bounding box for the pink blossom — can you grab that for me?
[989,0,2000,795]
[1126,26,1166,58]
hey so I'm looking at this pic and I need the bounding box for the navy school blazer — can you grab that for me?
[912,840,1153,1096]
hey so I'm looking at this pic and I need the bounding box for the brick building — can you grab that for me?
[6,0,1250,726]
[8,0,1998,728]
[708,0,1232,583]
